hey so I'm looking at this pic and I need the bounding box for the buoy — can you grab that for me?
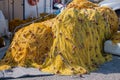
[28,0,39,6]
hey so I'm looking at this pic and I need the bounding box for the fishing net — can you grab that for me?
[9,13,56,32]
[0,0,119,75]
[111,31,120,44]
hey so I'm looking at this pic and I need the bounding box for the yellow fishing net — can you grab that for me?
[0,0,119,75]
[9,13,56,32]
[0,23,53,68]
[111,31,120,44]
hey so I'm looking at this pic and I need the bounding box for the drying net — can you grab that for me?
[111,31,120,44]
[9,13,56,32]
[0,0,119,75]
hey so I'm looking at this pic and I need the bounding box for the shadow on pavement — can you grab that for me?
[94,55,120,74]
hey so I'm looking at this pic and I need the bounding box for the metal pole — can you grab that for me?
[8,0,10,21]
[44,0,46,13]
[50,0,52,13]
[36,0,39,18]
[23,0,25,20]
[11,0,14,20]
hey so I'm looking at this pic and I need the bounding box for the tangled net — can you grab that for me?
[0,0,119,75]
[111,31,120,44]
[9,13,56,32]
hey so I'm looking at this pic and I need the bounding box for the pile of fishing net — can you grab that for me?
[111,31,120,44]
[9,13,56,32]
[0,0,119,75]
